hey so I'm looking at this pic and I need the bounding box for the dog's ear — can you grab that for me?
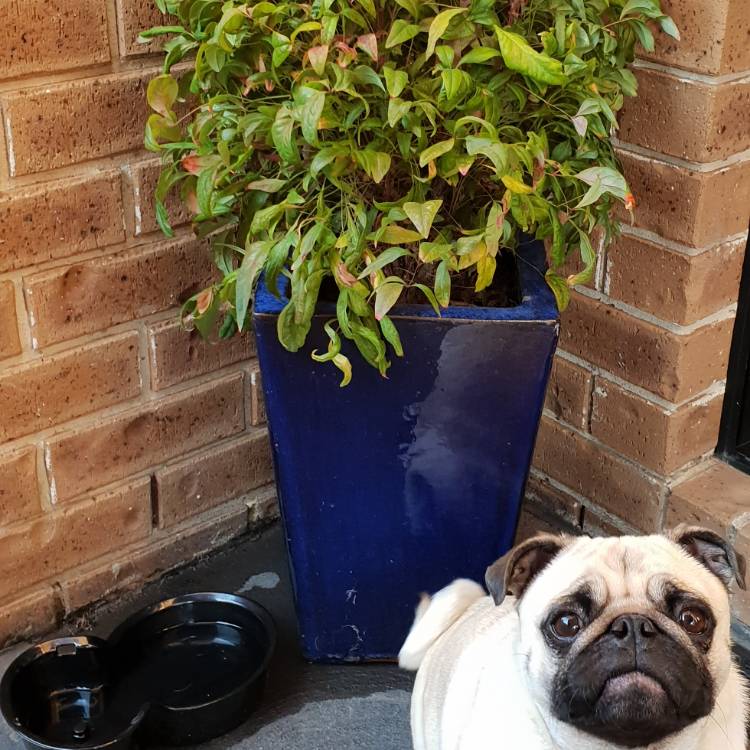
[485,534,569,606]
[671,525,746,591]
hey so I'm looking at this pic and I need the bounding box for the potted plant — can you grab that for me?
[143,0,676,661]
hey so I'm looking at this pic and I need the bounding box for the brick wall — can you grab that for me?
[0,1,277,646]
[530,0,750,541]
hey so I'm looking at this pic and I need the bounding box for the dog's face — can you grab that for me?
[485,527,745,748]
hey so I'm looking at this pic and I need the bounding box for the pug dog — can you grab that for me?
[399,526,748,749]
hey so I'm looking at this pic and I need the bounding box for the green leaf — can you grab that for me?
[620,0,662,19]
[631,20,655,52]
[659,16,680,40]
[236,240,272,330]
[575,166,629,203]
[277,300,308,351]
[426,8,468,59]
[271,107,300,163]
[379,316,403,356]
[374,278,404,320]
[440,69,472,102]
[545,270,571,311]
[419,139,455,168]
[154,199,174,237]
[475,254,496,292]
[147,74,178,118]
[298,89,326,145]
[495,27,567,85]
[138,25,185,41]
[386,20,421,48]
[379,225,423,244]
[355,150,391,183]
[358,247,412,279]
[566,231,596,286]
[434,260,451,307]
[458,47,502,66]
[388,98,412,127]
[246,178,287,193]
[415,283,441,314]
[465,136,508,174]
[384,67,408,97]
[404,200,443,238]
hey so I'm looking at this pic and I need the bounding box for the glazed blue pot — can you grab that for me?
[252,239,558,661]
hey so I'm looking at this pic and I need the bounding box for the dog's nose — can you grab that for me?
[609,614,658,640]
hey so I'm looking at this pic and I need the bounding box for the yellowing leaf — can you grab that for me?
[404,200,443,238]
[375,279,404,320]
[307,44,329,75]
[501,175,533,194]
[147,74,178,118]
[426,8,468,59]
[379,225,423,244]
[495,27,567,86]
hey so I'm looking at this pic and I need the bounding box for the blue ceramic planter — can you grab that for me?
[252,239,558,662]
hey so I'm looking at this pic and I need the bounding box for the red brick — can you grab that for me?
[46,373,245,501]
[591,379,723,474]
[0,478,151,600]
[0,173,125,273]
[606,234,744,325]
[0,332,141,442]
[156,432,273,527]
[619,152,750,249]
[0,0,109,80]
[545,357,592,430]
[129,159,191,236]
[0,447,41,525]
[147,318,253,390]
[561,293,734,402]
[1,70,154,176]
[533,416,664,530]
[620,69,750,163]
[58,491,276,614]
[248,366,267,426]
[641,0,750,75]
[0,586,59,648]
[24,237,214,347]
[666,460,750,533]
[581,507,632,537]
[0,281,21,360]
[526,473,583,527]
[116,0,171,57]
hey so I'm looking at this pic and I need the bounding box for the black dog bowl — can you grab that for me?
[0,594,276,749]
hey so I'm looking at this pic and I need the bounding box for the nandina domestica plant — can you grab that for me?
[144,0,676,384]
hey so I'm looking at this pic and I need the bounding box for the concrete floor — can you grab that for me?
[0,524,414,749]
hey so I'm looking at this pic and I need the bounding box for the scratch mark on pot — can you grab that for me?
[237,571,280,594]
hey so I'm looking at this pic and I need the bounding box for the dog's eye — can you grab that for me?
[551,612,582,639]
[678,607,708,635]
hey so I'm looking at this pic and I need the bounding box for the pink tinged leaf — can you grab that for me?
[356,33,378,61]
[307,45,329,76]
[572,115,588,137]
[181,154,202,174]
[337,262,357,287]
[196,288,214,315]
